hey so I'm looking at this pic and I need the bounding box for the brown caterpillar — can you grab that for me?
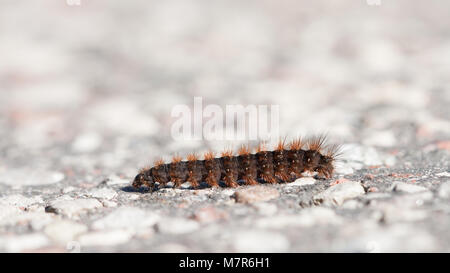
[132,136,341,192]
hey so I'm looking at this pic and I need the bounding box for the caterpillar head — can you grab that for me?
[315,144,341,179]
[132,170,153,189]
[303,150,321,171]
[315,155,334,179]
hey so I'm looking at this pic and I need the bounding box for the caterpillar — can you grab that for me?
[132,136,341,192]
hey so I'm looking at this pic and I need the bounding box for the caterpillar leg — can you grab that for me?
[224,176,239,188]
[172,178,183,188]
[275,172,290,183]
[261,174,277,184]
[188,177,200,189]
[243,176,258,186]
[206,173,219,187]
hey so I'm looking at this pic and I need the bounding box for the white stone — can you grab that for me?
[92,207,159,230]
[78,230,133,246]
[46,198,103,217]
[156,218,200,234]
[438,182,450,199]
[61,186,77,194]
[313,181,365,206]
[232,231,289,252]
[86,188,117,200]
[4,211,54,230]
[44,220,88,243]
[127,193,140,200]
[0,233,49,252]
[0,194,43,207]
[234,186,280,203]
[436,172,450,178]
[391,182,429,193]
[286,177,316,187]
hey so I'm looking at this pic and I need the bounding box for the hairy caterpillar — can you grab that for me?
[132,136,341,192]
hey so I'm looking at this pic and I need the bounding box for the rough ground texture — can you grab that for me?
[0,0,449,252]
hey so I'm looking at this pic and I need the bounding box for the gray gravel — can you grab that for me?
[0,0,449,252]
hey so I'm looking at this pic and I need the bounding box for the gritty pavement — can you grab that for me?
[0,0,449,252]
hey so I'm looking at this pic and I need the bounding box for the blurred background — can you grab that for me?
[1,0,449,174]
[0,0,449,252]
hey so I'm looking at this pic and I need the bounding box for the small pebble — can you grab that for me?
[86,188,117,200]
[92,207,159,230]
[391,182,429,193]
[436,172,450,177]
[61,186,76,194]
[286,177,316,187]
[313,181,365,206]
[234,186,280,203]
[46,198,102,217]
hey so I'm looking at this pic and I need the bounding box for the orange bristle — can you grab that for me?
[275,138,287,151]
[154,158,165,166]
[186,153,198,161]
[172,155,183,163]
[289,137,303,150]
[221,149,233,157]
[326,144,343,159]
[256,141,267,153]
[204,151,215,160]
[238,145,251,156]
[139,166,151,173]
[308,134,327,151]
